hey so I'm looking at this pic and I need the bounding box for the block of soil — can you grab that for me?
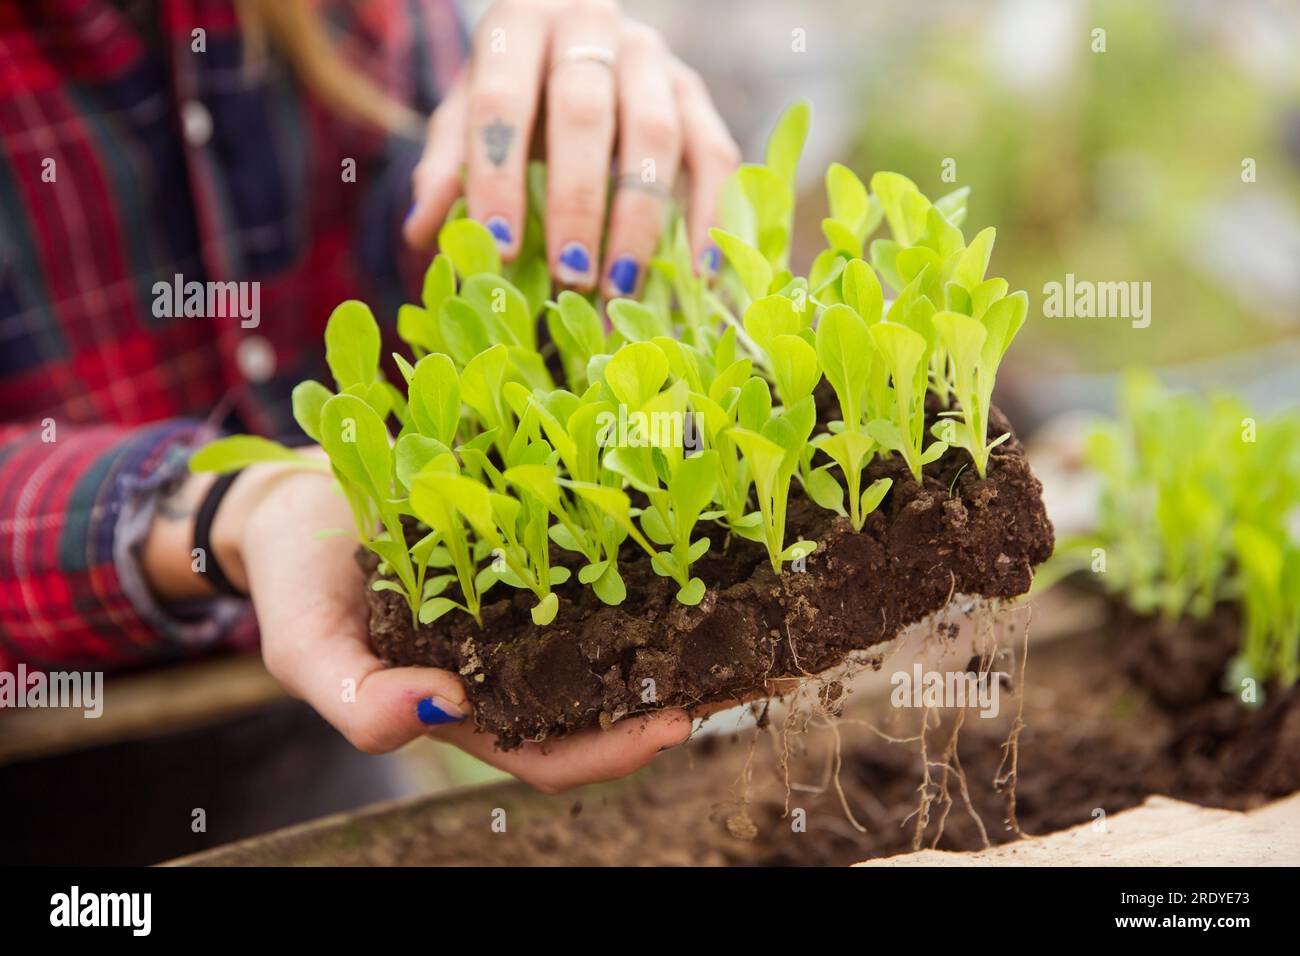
[366,406,1054,748]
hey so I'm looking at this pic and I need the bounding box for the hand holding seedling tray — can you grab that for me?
[193,104,1054,747]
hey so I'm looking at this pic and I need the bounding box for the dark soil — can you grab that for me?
[365,406,1055,748]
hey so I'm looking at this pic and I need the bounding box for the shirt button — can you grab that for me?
[236,335,276,384]
[181,100,213,147]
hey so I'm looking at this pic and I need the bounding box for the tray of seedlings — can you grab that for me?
[193,104,1054,750]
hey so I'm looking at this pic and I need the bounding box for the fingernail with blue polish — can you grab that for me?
[417,696,465,726]
[485,216,513,248]
[557,242,592,284]
[607,256,639,296]
[699,245,721,275]
[405,202,418,224]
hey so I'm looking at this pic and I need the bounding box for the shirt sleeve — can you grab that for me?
[0,420,252,675]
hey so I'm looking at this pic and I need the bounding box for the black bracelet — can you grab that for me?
[193,470,249,598]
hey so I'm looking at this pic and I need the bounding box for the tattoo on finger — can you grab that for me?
[482,120,516,168]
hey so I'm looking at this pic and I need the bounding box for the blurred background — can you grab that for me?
[6,0,1298,864]
[605,0,1300,422]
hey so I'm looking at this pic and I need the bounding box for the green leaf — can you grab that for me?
[418,597,460,625]
[395,433,448,489]
[190,435,307,473]
[531,591,560,625]
[826,163,869,233]
[870,171,921,244]
[954,227,996,289]
[869,239,904,293]
[676,578,707,606]
[396,305,439,355]
[325,300,381,390]
[669,451,720,530]
[743,294,801,352]
[814,430,877,488]
[439,298,491,366]
[603,341,669,409]
[861,477,893,515]
[736,376,773,431]
[765,101,810,186]
[730,427,784,502]
[546,291,605,383]
[607,298,666,342]
[981,290,1028,358]
[460,274,534,350]
[438,218,501,279]
[816,303,872,427]
[423,254,456,314]
[418,472,500,546]
[769,334,820,406]
[781,540,818,561]
[459,344,509,427]
[319,393,393,501]
[933,186,970,227]
[291,380,333,442]
[710,228,773,302]
[840,259,884,324]
[504,463,562,512]
[590,564,627,605]
[805,465,846,515]
[918,441,949,466]
[408,353,461,445]
[821,218,860,259]
[932,311,988,374]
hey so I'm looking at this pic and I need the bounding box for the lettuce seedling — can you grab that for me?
[1052,373,1300,701]
[866,321,948,483]
[929,291,1027,479]
[814,302,892,529]
[189,100,1036,630]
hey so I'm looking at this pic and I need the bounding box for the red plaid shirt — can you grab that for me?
[0,0,464,675]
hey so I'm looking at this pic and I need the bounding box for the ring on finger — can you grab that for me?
[550,44,617,76]
[613,172,673,200]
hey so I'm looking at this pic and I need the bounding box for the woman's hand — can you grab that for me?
[195,460,694,793]
[404,0,741,297]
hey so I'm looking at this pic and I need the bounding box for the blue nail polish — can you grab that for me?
[485,216,513,247]
[558,242,592,279]
[405,202,418,223]
[608,256,639,295]
[699,245,721,274]
[417,696,464,725]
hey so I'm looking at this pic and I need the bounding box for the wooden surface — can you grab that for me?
[0,653,285,766]
[860,793,1300,866]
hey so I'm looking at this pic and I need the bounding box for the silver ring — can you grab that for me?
[614,173,672,200]
[551,44,617,75]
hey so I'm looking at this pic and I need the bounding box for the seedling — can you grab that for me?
[1055,373,1300,700]
[191,103,1033,627]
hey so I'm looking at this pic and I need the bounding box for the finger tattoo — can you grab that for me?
[482,120,516,168]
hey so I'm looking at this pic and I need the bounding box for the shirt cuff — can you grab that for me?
[115,422,254,653]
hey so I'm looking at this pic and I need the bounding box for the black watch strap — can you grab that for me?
[193,470,248,598]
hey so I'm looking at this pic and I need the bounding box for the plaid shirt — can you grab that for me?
[0,0,464,676]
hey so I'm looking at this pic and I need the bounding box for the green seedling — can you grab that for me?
[189,101,1033,630]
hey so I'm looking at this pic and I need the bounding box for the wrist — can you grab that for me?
[213,448,333,595]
